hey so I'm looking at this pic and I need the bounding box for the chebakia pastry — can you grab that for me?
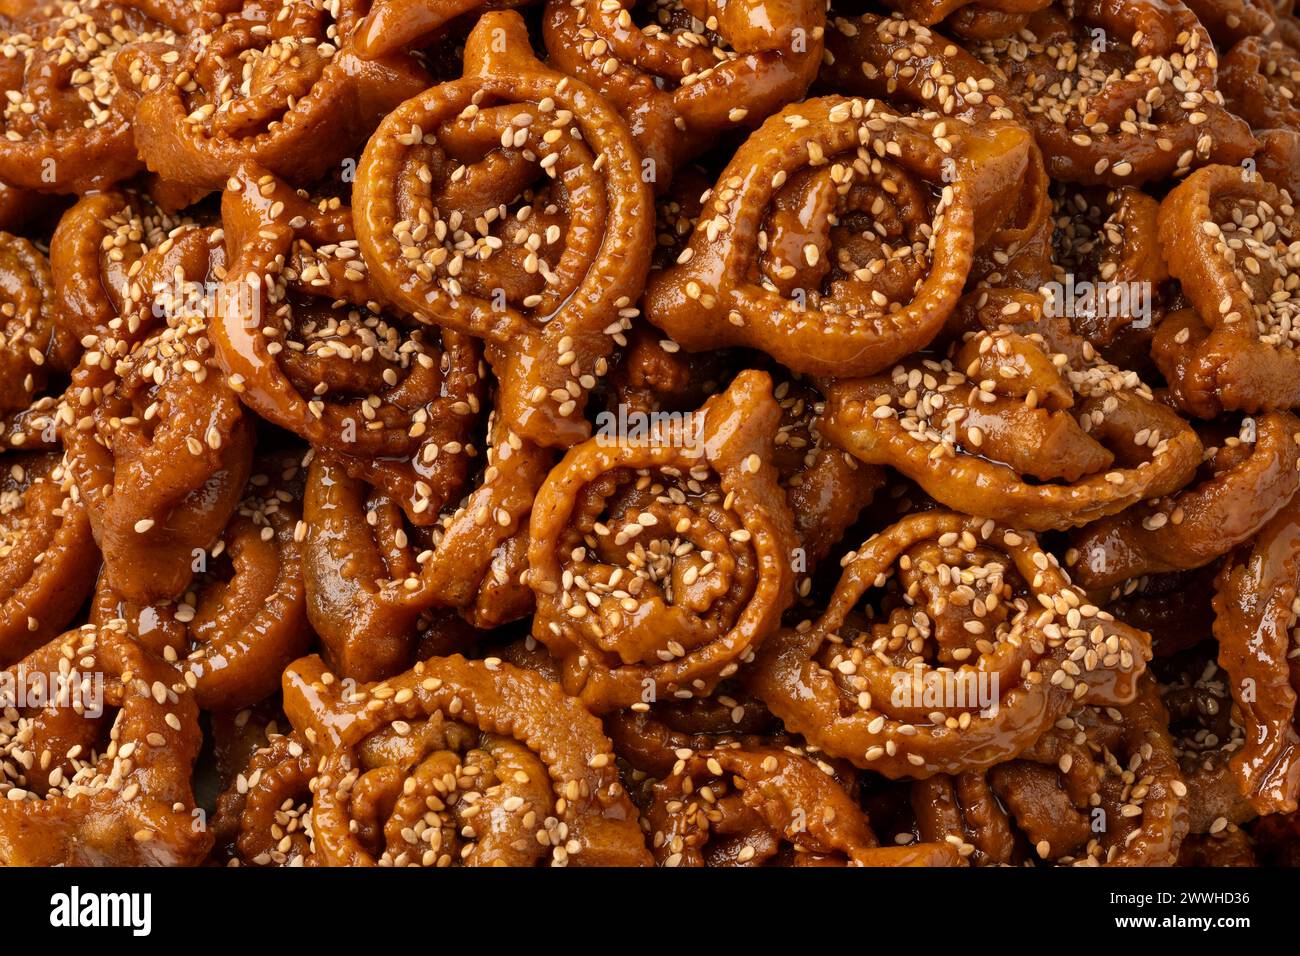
[0,0,1298,870]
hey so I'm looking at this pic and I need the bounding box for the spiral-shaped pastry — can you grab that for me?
[282,652,652,865]
[0,1,177,192]
[602,332,883,581]
[643,95,1036,377]
[646,745,964,866]
[528,370,798,712]
[1070,413,1300,589]
[0,620,212,865]
[213,164,490,522]
[1152,165,1300,416]
[820,12,1059,291]
[747,510,1152,777]
[821,12,1022,124]
[62,224,256,604]
[543,0,825,185]
[908,676,1187,864]
[130,0,429,191]
[963,0,1255,185]
[1213,492,1300,814]
[0,452,98,665]
[820,297,1203,530]
[353,11,654,448]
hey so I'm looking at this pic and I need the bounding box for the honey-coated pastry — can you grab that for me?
[543,0,825,185]
[0,1,177,193]
[0,621,211,865]
[1153,165,1300,416]
[212,163,491,518]
[1049,185,1169,351]
[353,11,653,448]
[62,224,255,604]
[747,510,1152,778]
[909,677,1187,865]
[1219,15,1300,133]
[819,297,1203,530]
[0,232,76,453]
[211,730,316,865]
[646,745,964,866]
[302,415,552,682]
[1213,493,1300,814]
[883,0,1052,31]
[528,370,798,712]
[131,0,430,191]
[644,95,1035,377]
[1183,0,1283,48]
[353,0,535,59]
[0,0,1294,872]
[1070,413,1300,589]
[283,652,652,865]
[819,12,1059,291]
[47,189,189,342]
[0,452,98,664]
[963,0,1255,185]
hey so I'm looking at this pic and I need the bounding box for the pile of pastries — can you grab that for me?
[1,0,1299,867]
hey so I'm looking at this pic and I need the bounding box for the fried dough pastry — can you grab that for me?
[0,621,211,865]
[643,95,1035,377]
[131,0,430,191]
[646,745,964,866]
[62,223,255,604]
[1070,413,1300,588]
[0,0,1292,874]
[353,11,653,448]
[212,730,316,866]
[908,677,1187,865]
[283,652,652,865]
[543,0,825,185]
[1153,165,1300,416]
[748,510,1152,777]
[1213,493,1300,814]
[303,414,551,681]
[964,0,1255,185]
[0,232,76,453]
[528,370,798,712]
[820,296,1203,530]
[0,452,97,664]
[0,1,177,193]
